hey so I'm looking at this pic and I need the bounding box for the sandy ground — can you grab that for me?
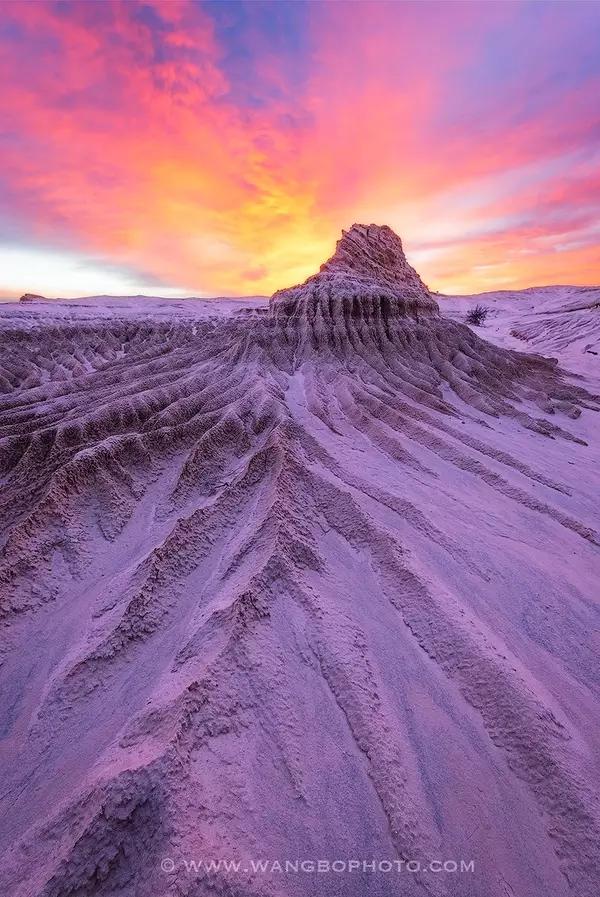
[0,229,599,897]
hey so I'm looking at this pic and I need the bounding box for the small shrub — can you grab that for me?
[466,304,489,326]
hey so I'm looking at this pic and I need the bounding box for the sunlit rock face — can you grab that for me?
[0,228,599,897]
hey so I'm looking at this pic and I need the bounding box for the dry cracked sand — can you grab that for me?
[0,224,599,897]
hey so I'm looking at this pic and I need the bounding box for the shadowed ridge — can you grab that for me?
[19,293,46,303]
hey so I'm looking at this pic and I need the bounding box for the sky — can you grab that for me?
[0,0,599,299]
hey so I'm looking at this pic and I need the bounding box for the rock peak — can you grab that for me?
[320,223,422,288]
[271,223,438,324]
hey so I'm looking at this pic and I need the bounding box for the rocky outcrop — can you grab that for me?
[271,223,438,326]
[18,293,47,303]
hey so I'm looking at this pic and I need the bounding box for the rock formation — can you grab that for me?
[18,293,46,303]
[272,223,438,322]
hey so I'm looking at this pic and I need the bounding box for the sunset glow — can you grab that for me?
[1,0,599,298]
